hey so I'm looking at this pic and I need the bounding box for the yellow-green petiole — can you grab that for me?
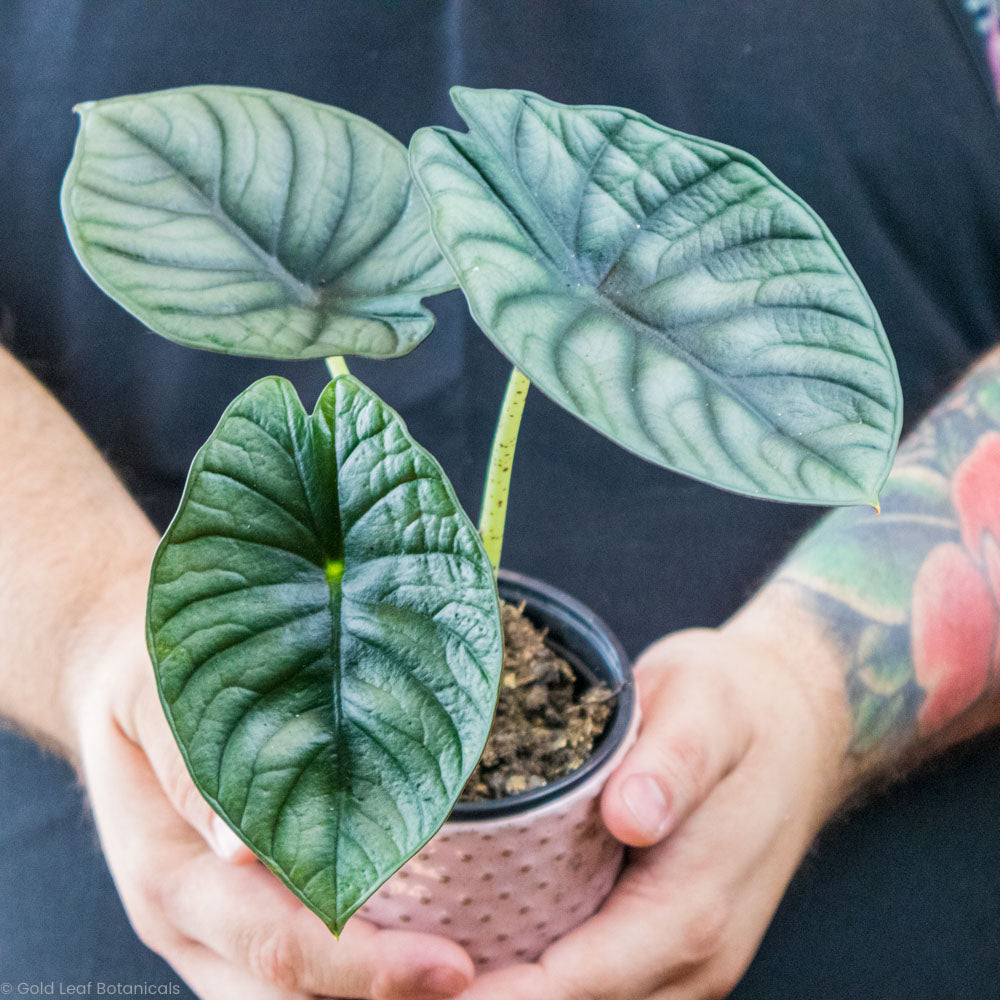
[326,355,350,379]
[479,368,531,574]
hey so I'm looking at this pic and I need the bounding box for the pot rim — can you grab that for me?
[448,568,636,822]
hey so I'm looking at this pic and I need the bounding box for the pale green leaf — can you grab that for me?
[410,88,902,505]
[63,86,455,359]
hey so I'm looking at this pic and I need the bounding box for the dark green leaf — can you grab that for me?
[410,88,902,505]
[63,86,455,359]
[147,375,502,932]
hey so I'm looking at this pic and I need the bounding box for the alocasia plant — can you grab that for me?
[61,84,902,934]
[62,87,454,358]
[410,88,900,506]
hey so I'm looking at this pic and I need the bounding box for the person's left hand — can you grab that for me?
[455,588,854,1000]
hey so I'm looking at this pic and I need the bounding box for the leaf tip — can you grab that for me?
[72,100,96,117]
[447,84,476,108]
[447,85,503,123]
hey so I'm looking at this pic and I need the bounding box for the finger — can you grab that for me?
[129,675,255,864]
[458,753,794,1000]
[601,647,752,846]
[168,851,474,1000]
[81,710,210,946]
[170,941,309,1000]
[84,717,473,1000]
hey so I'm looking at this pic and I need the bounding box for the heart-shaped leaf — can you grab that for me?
[62,86,455,359]
[147,375,502,932]
[410,88,902,505]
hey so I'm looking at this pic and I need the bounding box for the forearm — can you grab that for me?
[739,345,1000,786]
[0,346,158,761]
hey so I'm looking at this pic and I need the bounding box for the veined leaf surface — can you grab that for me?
[147,376,502,932]
[63,86,455,359]
[410,88,902,505]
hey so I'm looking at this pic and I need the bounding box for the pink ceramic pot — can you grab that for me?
[359,571,639,972]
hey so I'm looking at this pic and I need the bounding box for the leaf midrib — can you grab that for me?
[447,102,878,494]
[596,290,873,493]
[326,561,345,925]
[93,111,322,308]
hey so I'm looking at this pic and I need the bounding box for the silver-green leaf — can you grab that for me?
[62,86,455,359]
[410,88,902,505]
[147,375,502,932]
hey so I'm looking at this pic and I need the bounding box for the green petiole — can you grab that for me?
[326,355,350,379]
[479,367,531,574]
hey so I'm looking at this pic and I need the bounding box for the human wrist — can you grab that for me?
[722,580,860,823]
[60,542,157,770]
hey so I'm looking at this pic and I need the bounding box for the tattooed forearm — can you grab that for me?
[776,348,1000,753]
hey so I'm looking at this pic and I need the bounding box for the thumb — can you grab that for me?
[601,635,752,847]
[127,676,256,865]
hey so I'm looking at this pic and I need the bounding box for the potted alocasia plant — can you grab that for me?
[61,84,901,968]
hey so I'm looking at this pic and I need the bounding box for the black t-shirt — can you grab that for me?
[2,2,999,996]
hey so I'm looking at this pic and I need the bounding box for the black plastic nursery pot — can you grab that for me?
[359,569,640,971]
[451,568,638,820]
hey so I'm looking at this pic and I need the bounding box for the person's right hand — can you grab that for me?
[69,577,474,1000]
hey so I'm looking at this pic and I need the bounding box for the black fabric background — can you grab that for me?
[1,2,999,996]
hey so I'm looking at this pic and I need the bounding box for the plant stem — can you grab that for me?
[479,367,531,574]
[326,356,350,379]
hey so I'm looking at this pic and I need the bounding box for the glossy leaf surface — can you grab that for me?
[63,86,454,359]
[147,375,502,931]
[410,88,902,505]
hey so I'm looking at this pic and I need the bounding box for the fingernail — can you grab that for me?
[210,814,247,862]
[408,965,470,1000]
[621,773,671,839]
